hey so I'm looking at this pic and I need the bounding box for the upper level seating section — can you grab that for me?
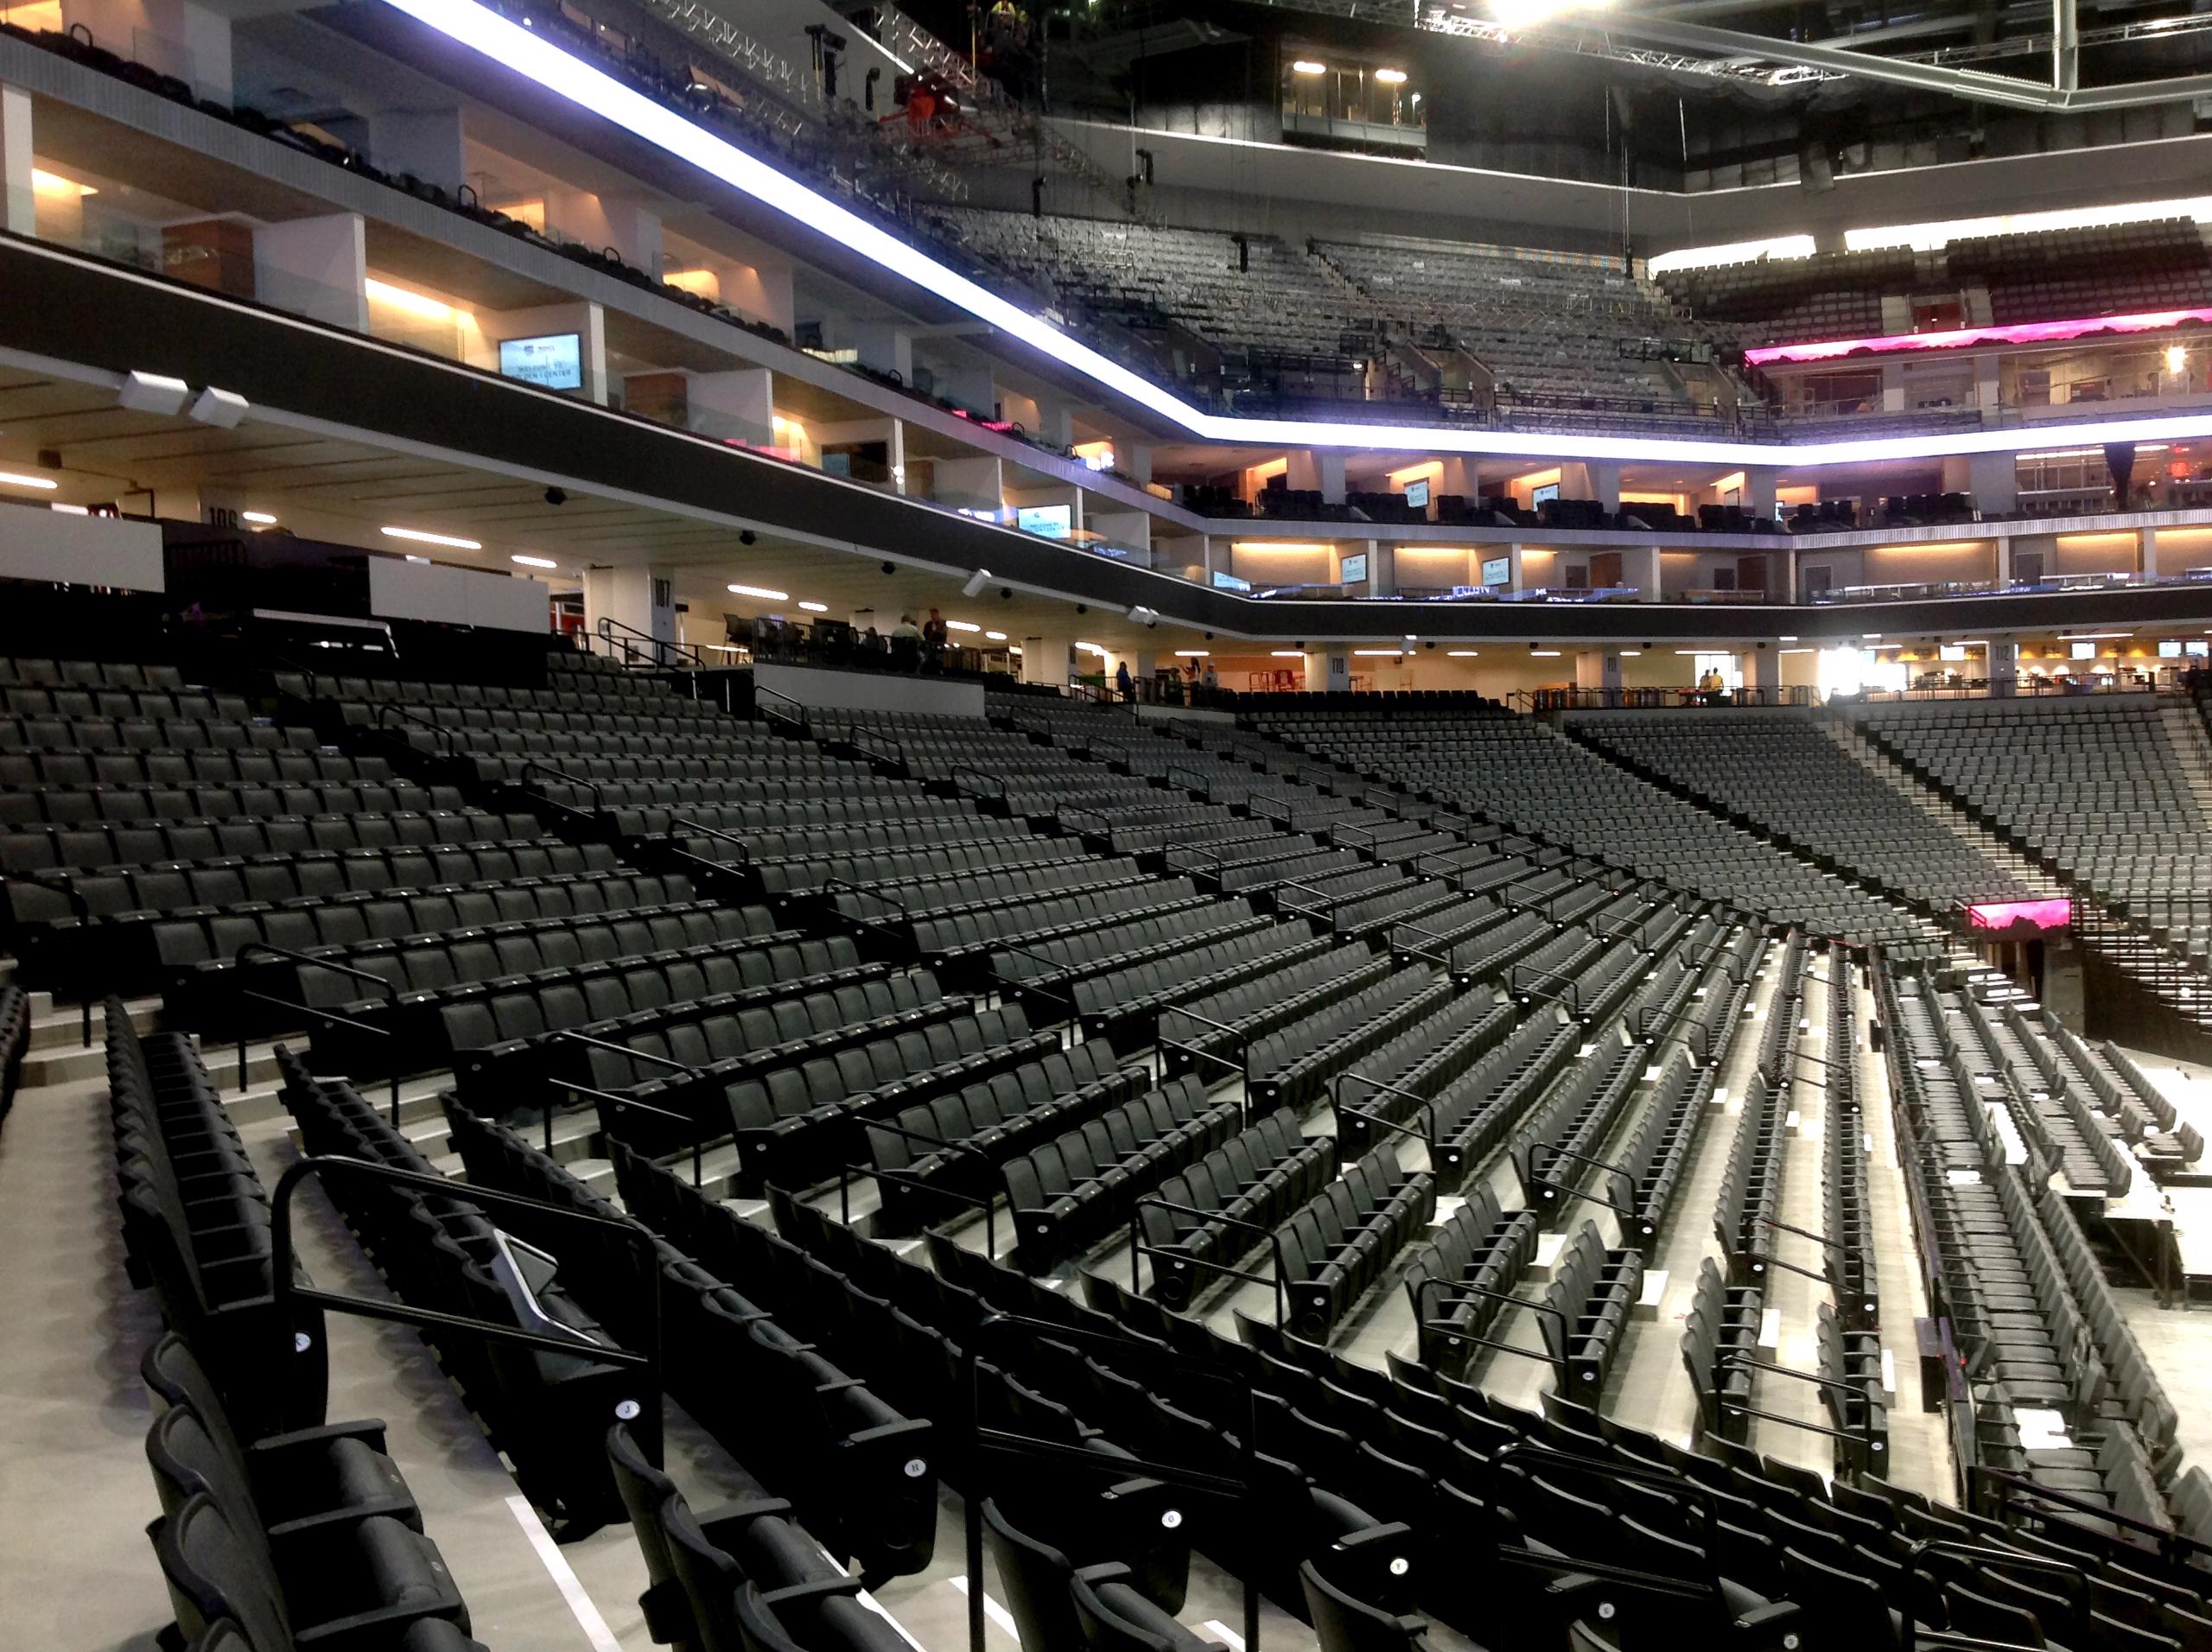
[1657,220,2212,346]
[1854,696,2212,918]
[930,208,1382,374]
[1322,239,1705,406]
[1244,702,1946,957]
[1569,709,2037,910]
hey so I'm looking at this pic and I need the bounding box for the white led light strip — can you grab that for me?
[378,0,2212,471]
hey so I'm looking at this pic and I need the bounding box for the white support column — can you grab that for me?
[1122,443,1153,486]
[1994,537,2012,586]
[1742,467,1779,521]
[0,83,29,237]
[255,213,367,332]
[1968,450,2018,516]
[1369,543,1396,599]
[2141,524,2161,581]
[1632,543,1663,602]
[1020,632,1071,689]
[1304,647,1350,692]
[1988,639,2019,697]
[1746,645,1780,696]
[1317,451,1347,505]
[888,419,908,495]
[1590,462,1622,513]
[582,567,676,654]
[1506,543,1527,595]
[847,321,912,384]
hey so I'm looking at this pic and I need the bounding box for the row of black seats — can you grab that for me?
[0,684,251,722]
[0,804,527,877]
[0,713,307,753]
[1002,1076,1236,1274]
[111,1008,326,1435]
[446,1112,938,1582]
[866,1039,1151,1233]
[0,777,461,828]
[918,880,1217,989]
[143,1331,486,1652]
[1714,1072,1787,1287]
[0,746,367,791]
[0,984,23,1128]
[1400,1182,1541,1376]
[276,1052,646,1534]
[1065,919,1331,1045]
[1540,1221,1643,1399]
[1142,1110,1337,1310]
[2,656,187,689]
[1159,942,1395,1090]
[442,931,866,1105]
[1245,969,1458,1114]
[1276,1147,1436,1343]
[1682,1256,1764,1450]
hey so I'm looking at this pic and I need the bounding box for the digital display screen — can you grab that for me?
[1340,553,1369,585]
[1404,479,1430,509]
[2191,640,2209,658]
[1016,505,1072,539]
[1531,484,1560,506]
[1481,556,1511,587]
[1211,569,1252,592]
[2161,639,2183,658]
[1939,645,1967,662]
[498,333,584,391]
[2070,641,2097,660]
[1966,899,2073,932]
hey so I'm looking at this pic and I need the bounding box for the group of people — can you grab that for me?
[857,608,953,673]
[1116,657,1218,704]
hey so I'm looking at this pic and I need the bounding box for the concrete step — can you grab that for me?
[224,1066,454,1129]
[27,994,162,1052]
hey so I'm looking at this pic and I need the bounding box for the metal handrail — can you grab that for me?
[565,1080,707,1189]
[988,940,1080,1022]
[1154,1003,1253,1095]
[547,1030,703,1149]
[372,699,460,763]
[960,1312,1264,1652]
[1415,1277,1570,1385]
[1510,963,1586,1016]
[1523,1140,1637,1224]
[949,762,1006,806]
[596,615,702,671]
[270,1153,661,1436]
[234,943,404,1126]
[1129,1194,1289,1329]
[753,682,810,737]
[516,759,606,819]
[846,1115,1001,1260]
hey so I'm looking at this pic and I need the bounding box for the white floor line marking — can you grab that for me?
[1204,1619,1248,1650]
[504,1494,622,1652]
[950,1574,1022,1642]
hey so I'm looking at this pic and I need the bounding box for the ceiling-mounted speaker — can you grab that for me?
[962,568,992,597]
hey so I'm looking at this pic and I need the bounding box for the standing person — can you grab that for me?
[922,607,949,670]
[1201,662,1220,701]
[890,612,922,672]
[1115,659,1134,703]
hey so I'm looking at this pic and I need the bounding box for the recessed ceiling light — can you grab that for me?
[1530,649,1562,657]
[383,525,480,550]
[986,630,1007,641]
[1374,67,1408,83]
[49,502,88,516]
[1175,650,1209,658]
[726,582,790,600]
[1271,651,1305,658]
[1291,59,1326,73]
[946,620,982,632]
[242,511,277,525]
[1354,649,1404,657]
[511,554,558,569]
[798,600,829,613]
[0,470,60,492]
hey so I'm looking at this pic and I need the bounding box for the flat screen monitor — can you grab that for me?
[2070,641,2097,660]
[498,332,584,391]
[2161,639,2184,658]
[1211,569,1252,592]
[1340,552,1369,586]
[1016,505,1072,539]
[2191,640,2209,658]
[1404,479,1430,509]
[1939,645,1967,662]
[1480,556,1511,587]
[1531,483,1560,506]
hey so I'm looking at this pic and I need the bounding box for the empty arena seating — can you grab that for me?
[1571,708,2039,912]
[1248,699,1949,956]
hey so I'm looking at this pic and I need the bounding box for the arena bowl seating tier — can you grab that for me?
[16,639,2212,1652]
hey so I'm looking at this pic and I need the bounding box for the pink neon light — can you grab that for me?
[1746,308,2212,365]
[1965,898,2073,931]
